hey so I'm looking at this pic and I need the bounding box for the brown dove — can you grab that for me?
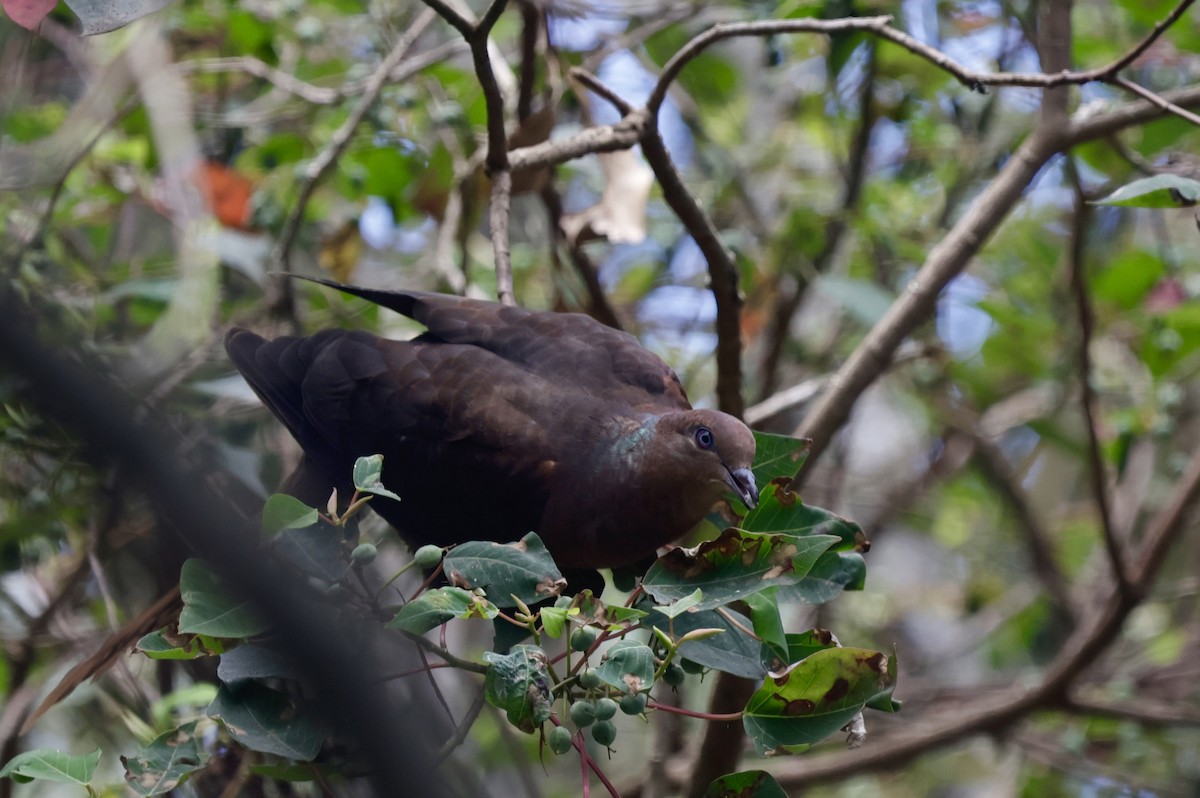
[225,277,758,572]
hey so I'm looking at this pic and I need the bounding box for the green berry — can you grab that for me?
[594,697,618,721]
[591,719,616,746]
[547,725,574,755]
[663,663,686,687]
[619,693,647,716]
[578,668,602,690]
[350,543,377,564]
[570,626,598,652]
[569,700,596,728]
[413,544,443,569]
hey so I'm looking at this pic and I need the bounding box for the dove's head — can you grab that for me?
[657,409,759,511]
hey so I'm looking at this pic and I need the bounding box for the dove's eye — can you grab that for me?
[695,427,714,450]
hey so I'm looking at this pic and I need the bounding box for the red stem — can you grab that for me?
[647,699,743,722]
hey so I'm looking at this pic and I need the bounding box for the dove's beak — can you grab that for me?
[725,466,759,509]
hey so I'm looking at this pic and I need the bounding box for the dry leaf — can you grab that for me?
[562,149,654,246]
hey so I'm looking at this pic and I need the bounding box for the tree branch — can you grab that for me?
[1066,163,1131,596]
[770,443,1200,787]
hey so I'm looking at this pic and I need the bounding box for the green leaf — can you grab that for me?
[654,588,704,619]
[122,721,210,796]
[389,586,499,634]
[705,770,788,798]
[0,748,100,785]
[750,432,809,486]
[272,522,347,582]
[250,762,335,781]
[745,591,787,662]
[1091,250,1166,310]
[743,647,897,756]
[207,682,325,761]
[218,644,300,682]
[1094,174,1200,208]
[776,551,866,605]
[741,480,867,551]
[178,559,268,638]
[641,529,838,612]
[352,454,402,501]
[642,598,765,679]
[444,532,566,608]
[136,628,227,660]
[261,494,318,535]
[538,605,576,638]
[761,629,842,674]
[594,640,656,694]
[483,645,552,733]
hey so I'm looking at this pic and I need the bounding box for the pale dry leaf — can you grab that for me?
[562,149,654,246]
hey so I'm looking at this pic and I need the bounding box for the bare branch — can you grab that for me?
[422,0,475,38]
[434,687,488,764]
[770,444,1200,788]
[791,128,1062,482]
[509,113,646,170]
[640,123,746,418]
[1065,164,1131,596]
[647,17,895,113]
[490,170,515,306]
[1112,76,1200,127]
[1062,695,1200,727]
[570,66,634,115]
[177,43,467,108]
[469,0,513,174]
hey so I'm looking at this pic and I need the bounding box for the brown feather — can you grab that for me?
[227,277,758,572]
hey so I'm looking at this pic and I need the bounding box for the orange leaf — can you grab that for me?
[194,161,256,230]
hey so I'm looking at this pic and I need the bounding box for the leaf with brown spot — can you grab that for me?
[741,482,865,551]
[750,432,810,485]
[594,640,656,696]
[642,528,837,612]
[443,533,564,608]
[207,683,325,761]
[704,769,788,798]
[483,645,552,733]
[743,646,898,756]
[122,721,210,796]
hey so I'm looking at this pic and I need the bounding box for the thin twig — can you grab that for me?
[509,113,647,170]
[962,423,1074,619]
[470,0,513,174]
[1066,163,1131,596]
[178,43,468,108]
[646,700,742,722]
[1112,76,1200,127]
[400,631,489,674]
[640,122,746,418]
[422,0,474,37]
[647,17,896,112]
[434,686,488,764]
[1062,695,1200,727]
[272,11,436,269]
[571,66,634,115]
